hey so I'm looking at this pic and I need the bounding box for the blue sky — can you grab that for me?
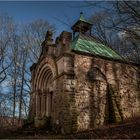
[0,1,99,37]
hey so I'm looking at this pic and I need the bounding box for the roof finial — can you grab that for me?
[80,11,83,15]
[80,12,84,20]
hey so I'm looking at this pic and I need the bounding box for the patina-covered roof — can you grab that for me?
[71,34,122,60]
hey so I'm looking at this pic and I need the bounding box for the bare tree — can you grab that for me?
[0,13,55,127]
[113,1,140,63]
[0,13,18,126]
[17,19,55,121]
[88,1,140,64]
[0,13,16,84]
[21,19,55,63]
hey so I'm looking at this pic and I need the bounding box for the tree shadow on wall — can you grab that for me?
[87,58,124,129]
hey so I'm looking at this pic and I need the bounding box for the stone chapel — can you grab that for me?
[29,13,140,133]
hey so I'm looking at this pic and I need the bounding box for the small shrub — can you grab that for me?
[23,118,34,128]
[34,116,52,131]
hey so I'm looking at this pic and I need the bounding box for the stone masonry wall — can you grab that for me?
[30,29,140,133]
[52,53,75,134]
[74,54,140,131]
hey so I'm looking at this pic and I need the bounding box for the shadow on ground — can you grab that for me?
[1,118,140,139]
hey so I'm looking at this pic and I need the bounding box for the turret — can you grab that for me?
[71,12,93,37]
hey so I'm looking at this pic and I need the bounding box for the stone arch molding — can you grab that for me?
[33,57,58,91]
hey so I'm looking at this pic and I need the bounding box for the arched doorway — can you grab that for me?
[33,57,58,118]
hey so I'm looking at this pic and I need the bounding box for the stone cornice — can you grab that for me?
[72,50,140,67]
[53,72,75,80]
[55,52,74,62]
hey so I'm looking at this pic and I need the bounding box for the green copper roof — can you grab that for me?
[71,34,122,60]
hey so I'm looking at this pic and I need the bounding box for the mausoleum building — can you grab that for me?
[29,13,140,133]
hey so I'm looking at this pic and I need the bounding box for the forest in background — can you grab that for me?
[0,13,55,126]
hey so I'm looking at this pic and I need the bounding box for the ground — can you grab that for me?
[0,118,140,139]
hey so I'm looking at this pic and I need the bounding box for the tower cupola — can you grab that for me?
[71,12,93,37]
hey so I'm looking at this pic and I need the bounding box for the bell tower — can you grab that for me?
[71,12,93,37]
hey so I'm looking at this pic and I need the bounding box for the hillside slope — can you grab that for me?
[0,119,140,139]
